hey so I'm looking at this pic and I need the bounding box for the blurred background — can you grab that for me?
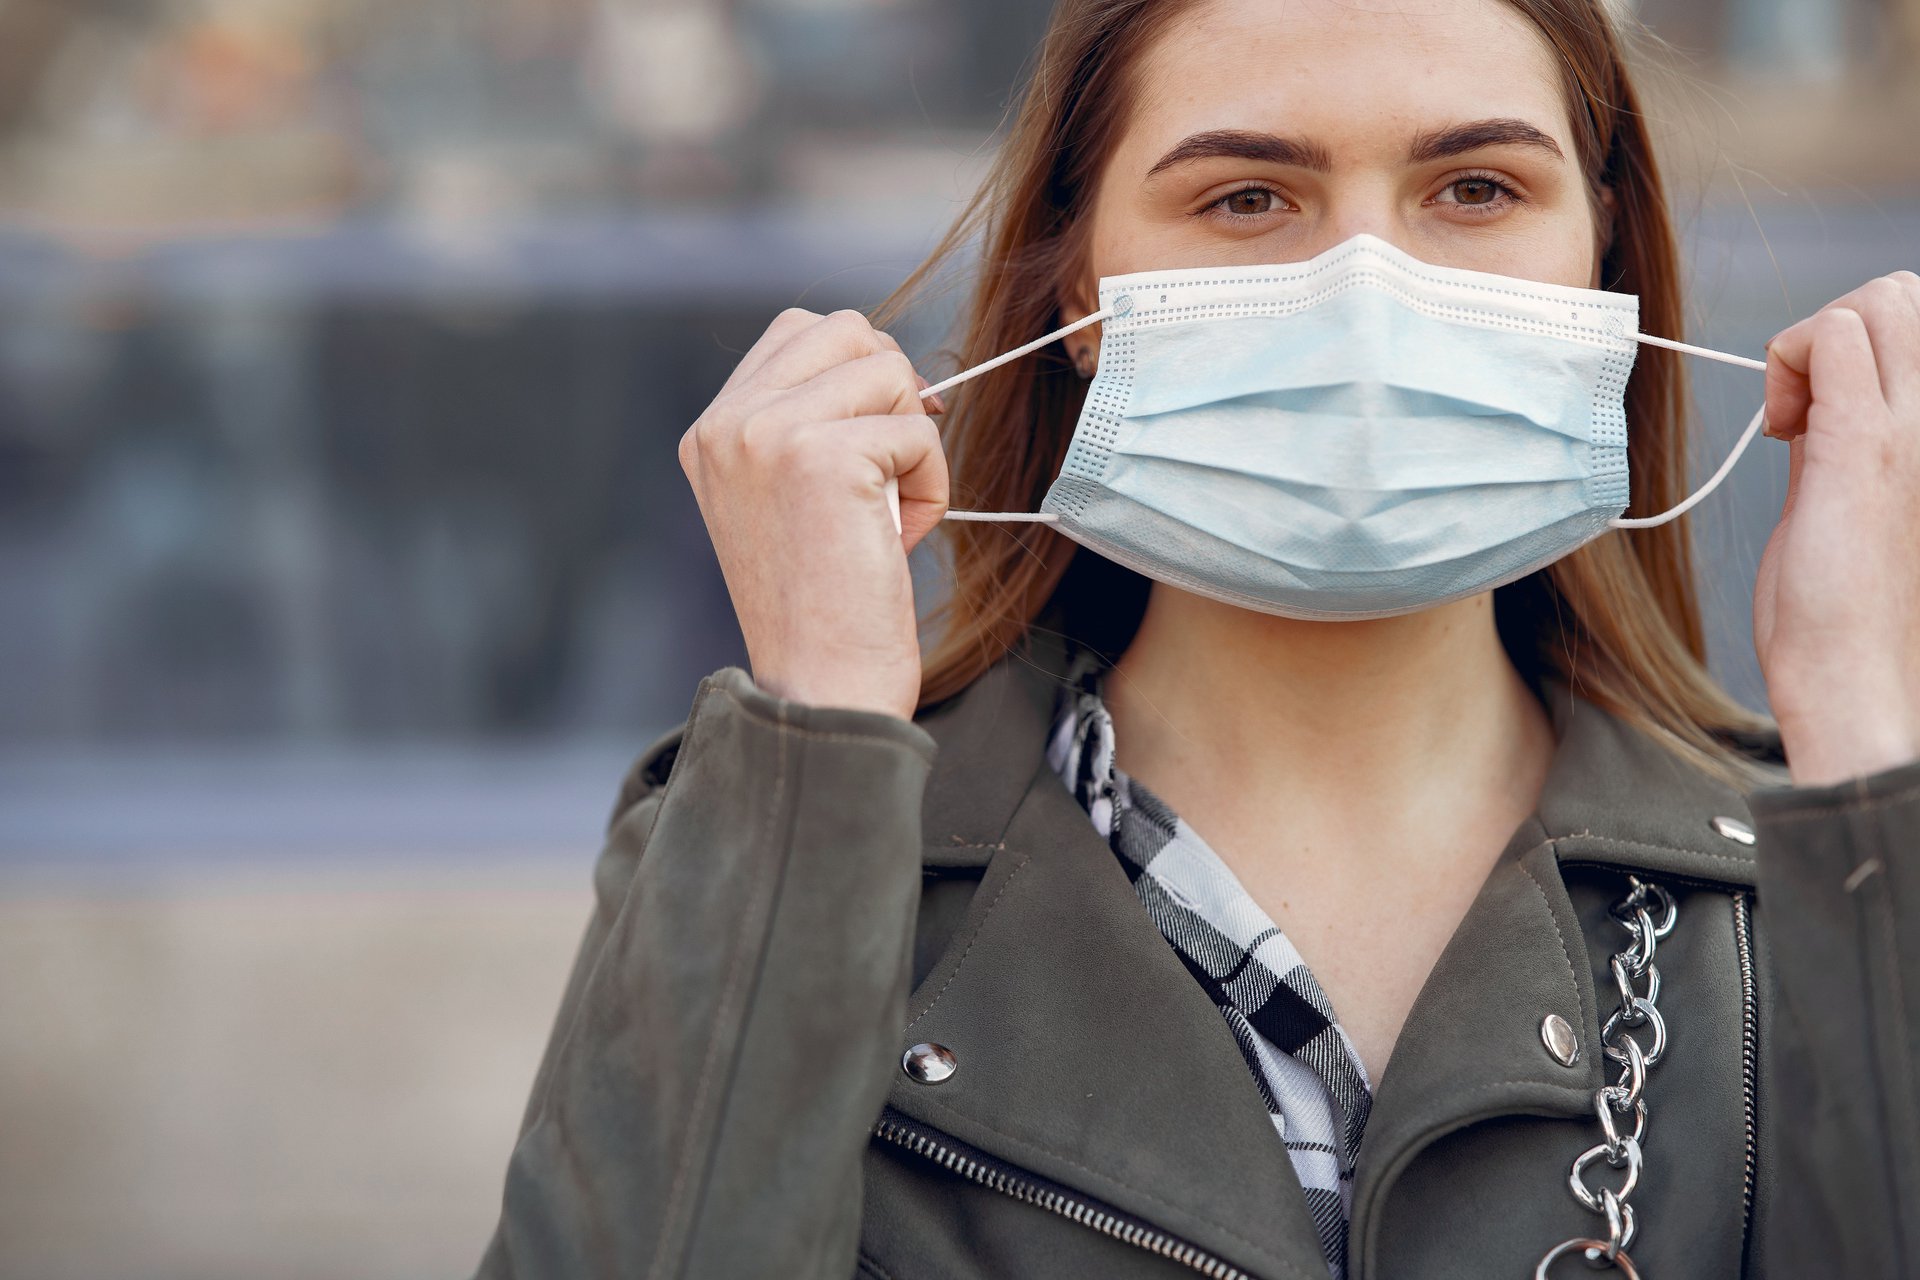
[0,0,1914,1276]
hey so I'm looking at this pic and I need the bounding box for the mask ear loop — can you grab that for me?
[882,310,1111,531]
[883,314,1773,534]
[1609,335,1768,530]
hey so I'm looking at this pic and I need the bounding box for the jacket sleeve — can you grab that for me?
[1747,755,1920,1278]
[475,667,935,1280]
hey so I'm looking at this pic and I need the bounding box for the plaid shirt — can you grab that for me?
[1046,659,1374,1280]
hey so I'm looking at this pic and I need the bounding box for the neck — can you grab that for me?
[1104,585,1555,858]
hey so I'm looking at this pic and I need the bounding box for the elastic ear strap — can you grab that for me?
[1609,403,1769,529]
[1632,331,1768,372]
[922,308,1110,524]
[920,308,1116,402]
[927,321,1771,528]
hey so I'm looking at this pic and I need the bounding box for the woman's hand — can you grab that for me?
[680,308,948,721]
[1753,272,1920,787]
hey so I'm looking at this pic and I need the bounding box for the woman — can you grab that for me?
[478,0,1920,1276]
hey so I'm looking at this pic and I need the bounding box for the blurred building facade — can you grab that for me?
[0,0,1050,746]
[0,0,1917,749]
[0,5,1915,1280]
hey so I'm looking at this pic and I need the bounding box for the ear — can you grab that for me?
[1057,264,1104,348]
[1590,183,1618,288]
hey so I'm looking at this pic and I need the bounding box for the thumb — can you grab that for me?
[1763,318,1815,441]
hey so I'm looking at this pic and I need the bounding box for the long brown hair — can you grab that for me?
[880,0,1773,781]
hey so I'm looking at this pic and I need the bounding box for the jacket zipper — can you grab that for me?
[872,1106,1254,1279]
[1730,890,1759,1252]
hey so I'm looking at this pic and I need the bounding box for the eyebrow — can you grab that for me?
[1407,117,1564,164]
[1145,129,1334,177]
[1144,117,1565,179]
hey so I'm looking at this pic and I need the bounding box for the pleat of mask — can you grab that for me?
[910,232,1768,621]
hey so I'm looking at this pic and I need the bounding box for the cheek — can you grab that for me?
[1085,197,1162,282]
[1496,203,1606,292]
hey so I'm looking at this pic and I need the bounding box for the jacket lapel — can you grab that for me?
[1533,679,1766,889]
[893,643,1334,1280]
[1347,684,1770,1271]
[890,646,1772,1280]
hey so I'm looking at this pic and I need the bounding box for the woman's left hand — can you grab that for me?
[1753,271,1920,788]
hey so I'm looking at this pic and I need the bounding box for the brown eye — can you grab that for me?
[1451,178,1500,205]
[1222,188,1276,216]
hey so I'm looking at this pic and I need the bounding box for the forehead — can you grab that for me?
[1128,0,1574,159]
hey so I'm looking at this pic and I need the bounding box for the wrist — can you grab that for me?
[750,667,919,723]
[1777,708,1920,789]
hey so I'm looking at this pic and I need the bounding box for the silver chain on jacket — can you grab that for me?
[1535,875,1678,1280]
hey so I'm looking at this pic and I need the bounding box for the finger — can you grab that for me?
[915,374,947,415]
[858,326,946,412]
[757,351,925,427]
[753,309,895,390]
[1805,307,1887,434]
[1764,317,1815,440]
[1853,275,1920,408]
[1768,424,1804,509]
[1887,270,1920,409]
[724,307,823,392]
[1766,306,1884,442]
[1751,432,1802,649]
[835,413,950,551]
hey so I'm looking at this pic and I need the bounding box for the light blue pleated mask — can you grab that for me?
[906,233,1769,621]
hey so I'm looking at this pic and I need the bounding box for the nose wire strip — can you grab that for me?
[892,311,1771,529]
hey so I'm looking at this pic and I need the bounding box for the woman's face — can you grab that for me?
[1076,0,1605,311]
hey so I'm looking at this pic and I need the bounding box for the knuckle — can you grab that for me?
[1862,276,1903,305]
[772,306,819,329]
[825,308,879,346]
[1814,305,1863,333]
[883,350,919,384]
[784,428,840,476]
[737,406,784,454]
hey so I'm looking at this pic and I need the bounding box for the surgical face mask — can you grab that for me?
[895,232,1768,621]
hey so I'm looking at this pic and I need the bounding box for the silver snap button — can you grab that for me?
[902,1041,957,1085]
[1541,1014,1580,1067]
[1710,815,1756,846]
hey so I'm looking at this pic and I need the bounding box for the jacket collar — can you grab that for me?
[891,636,1768,1278]
[1532,677,1766,889]
[914,636,1767,881]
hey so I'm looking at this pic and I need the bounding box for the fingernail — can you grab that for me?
[928,391,948,414]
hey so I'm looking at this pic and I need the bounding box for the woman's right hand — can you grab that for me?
[679,308,949,722]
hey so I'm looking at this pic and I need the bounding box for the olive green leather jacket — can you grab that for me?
[476,637,1920,1279]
